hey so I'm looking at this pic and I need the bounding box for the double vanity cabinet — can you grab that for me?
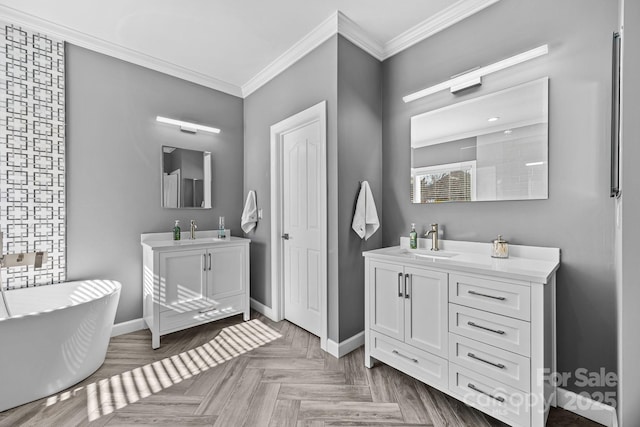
[364,240,560,427]
[141,231,250,349]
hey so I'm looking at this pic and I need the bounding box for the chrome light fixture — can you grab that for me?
[403,44,549,103]
[156,116,220,134]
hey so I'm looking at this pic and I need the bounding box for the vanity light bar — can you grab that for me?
[402,44,549,103]
[156,116,220,134]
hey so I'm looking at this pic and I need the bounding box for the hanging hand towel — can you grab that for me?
[241,190,258,233]
[351,181,379,240]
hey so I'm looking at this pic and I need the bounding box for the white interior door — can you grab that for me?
[282,121,322,335]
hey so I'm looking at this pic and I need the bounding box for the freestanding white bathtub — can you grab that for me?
[0,279,121,412]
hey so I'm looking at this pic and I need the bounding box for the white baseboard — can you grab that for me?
[111,318,146,337]
[250,297,277,321]
[556,387,618,427]
[326,331,364,358]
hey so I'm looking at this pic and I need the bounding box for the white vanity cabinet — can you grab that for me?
[141,232,250,349]
[367,261,449,388]
[364,240,560,427]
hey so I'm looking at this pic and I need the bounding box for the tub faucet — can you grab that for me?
[190,220,197,240]
[424,223,439,251]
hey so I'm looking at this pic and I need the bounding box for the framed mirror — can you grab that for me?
[411,77,548,203]
[162,146,212,208]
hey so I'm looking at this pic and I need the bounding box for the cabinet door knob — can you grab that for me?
[282,233,290,240]
[398,273,403,297]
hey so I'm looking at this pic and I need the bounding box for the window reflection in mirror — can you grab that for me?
[411,78,548,203]
[162,146,212,208]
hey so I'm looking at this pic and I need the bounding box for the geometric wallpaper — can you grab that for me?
[0,21,65,289]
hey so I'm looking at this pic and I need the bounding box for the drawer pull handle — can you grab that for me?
[209,253,212,271]
[405,274,410,299]
[467,321,506,335]
[398,273,403,297]
[199,307,219,314]
[468,290,506,301]
[203,254,207,271]
[468,383,505,403]
[392,349,418,363]
[467,352,506,369]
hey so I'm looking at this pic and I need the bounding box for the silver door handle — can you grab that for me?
[467,383,505,403]
[203,254,207,271]
[208,253,212,270]
[392,349,418,363]
[467,352,506,369]
[404,274,410,299]
[282,233,290,240]
[467,321,506,335]
[468,290,506,301]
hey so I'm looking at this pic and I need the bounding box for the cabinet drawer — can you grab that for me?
[449,304,530,356]
[160,294,245,334]
[449,334,530,392]
[370,331,448,390]
[449,274,530,321]
[449,363,530,427]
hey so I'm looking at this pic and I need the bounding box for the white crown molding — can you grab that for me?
[2,2,501,99]
[242,1,502,97]
[383,0,502,59]
[241,12,341,98]
[337,11,385,61]
[0,5,243,97]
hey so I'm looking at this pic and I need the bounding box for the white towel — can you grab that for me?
[351,181,379,240]
[241,190,258,233]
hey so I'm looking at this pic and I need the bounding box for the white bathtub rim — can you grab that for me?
[0,279,121,321]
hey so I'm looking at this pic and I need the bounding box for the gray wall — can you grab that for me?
[618,0,640,424]
[337,36,383,341]
[243,35,383,343]
[243,36,339,339]
[66,44,244,323]
[382,0,617,396]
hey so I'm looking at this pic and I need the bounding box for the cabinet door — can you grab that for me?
[404,266,448,358]
[369,261,405,341]
[207,245,245,300]
[158,249,207,311]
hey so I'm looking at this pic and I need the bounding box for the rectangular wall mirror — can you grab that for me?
[410,77,549,203]
[162,146,212,208]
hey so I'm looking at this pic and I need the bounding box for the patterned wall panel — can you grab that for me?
[1,21,65,288]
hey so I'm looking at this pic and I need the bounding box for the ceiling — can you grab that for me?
[0,0,500,97]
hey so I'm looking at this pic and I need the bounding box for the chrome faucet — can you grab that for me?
[424,223,439,251]
[190,220,197,239]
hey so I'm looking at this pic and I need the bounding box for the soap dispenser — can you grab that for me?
[409,223,417,249]
[173,220,181,241]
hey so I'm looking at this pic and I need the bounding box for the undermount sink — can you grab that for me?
[397,248,458,259]
[171,237,227,245]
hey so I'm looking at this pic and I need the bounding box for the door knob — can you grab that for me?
[282,233,290,240]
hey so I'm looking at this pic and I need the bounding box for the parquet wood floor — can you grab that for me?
[0,312,603,426]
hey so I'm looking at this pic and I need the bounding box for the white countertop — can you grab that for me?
[141,230,250,250]
[363,238,560,284]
